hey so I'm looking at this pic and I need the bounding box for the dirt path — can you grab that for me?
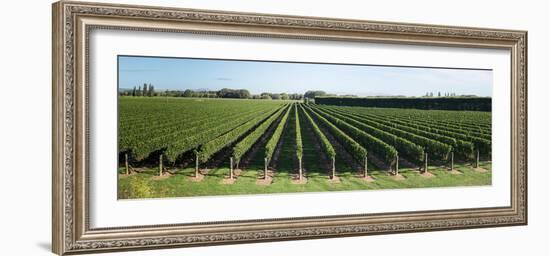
[367,153,391,171]
[204,111,282,172]
[315,122,362,173]
[300,110,332,175]
[238,113,283,169]
[176,151,196,169]
[399,157,417,169]
[271,113,292,171]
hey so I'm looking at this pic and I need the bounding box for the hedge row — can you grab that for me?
[315,96,491,112]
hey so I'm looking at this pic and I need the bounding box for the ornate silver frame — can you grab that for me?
[52,1,527,255]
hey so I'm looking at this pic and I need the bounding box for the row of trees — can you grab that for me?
[424,92,459,97]
[120,86,327,100]
[120,86,483,102]
[256,92,303,100]
[119,83,157,97]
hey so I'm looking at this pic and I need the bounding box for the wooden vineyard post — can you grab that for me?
[450,151,454,171]
[331,157,336,179]
[475,149,480,168]
[124,153,129,175]
[159,154,163,176]
[298,157,303,181]
[395,154,399,176]
[195,154,199,178]
[364,155,368,178]
[230,157,234,180]
[424,152,428,173]
[264,158,268,180]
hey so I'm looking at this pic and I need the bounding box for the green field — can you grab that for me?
[118,163,491,198]
[118,97,492,199]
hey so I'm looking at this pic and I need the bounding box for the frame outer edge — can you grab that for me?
[52,1,65,255]
[522,31,528,225]
[53,1,528,254]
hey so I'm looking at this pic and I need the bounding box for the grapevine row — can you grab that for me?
[165,107,273,161]
[265,104,293,163]
[295,104,303,161]
[123,106,266,159]
[365,111,491,140]
[375,114,490,156]
[231,104,288,164]
[299,104,336,160]
[196,107,283,163]
[310,106,423,163]
[316,106,451,161]
[302,105,373,165]
[324,106,475,159]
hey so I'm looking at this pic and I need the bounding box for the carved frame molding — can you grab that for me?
[52,1,527,255]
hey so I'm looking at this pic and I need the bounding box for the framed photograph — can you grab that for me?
[52,1,527,255]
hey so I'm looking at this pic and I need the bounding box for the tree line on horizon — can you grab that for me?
[119,85,486,101]
[119,83,157,97]
[119,86,333,100]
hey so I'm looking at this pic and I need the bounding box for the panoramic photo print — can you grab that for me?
[117,56,492,199]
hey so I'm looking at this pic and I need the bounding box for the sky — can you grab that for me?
[118,56,492,97]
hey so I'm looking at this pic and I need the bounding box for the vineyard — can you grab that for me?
[118,97,492,198]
